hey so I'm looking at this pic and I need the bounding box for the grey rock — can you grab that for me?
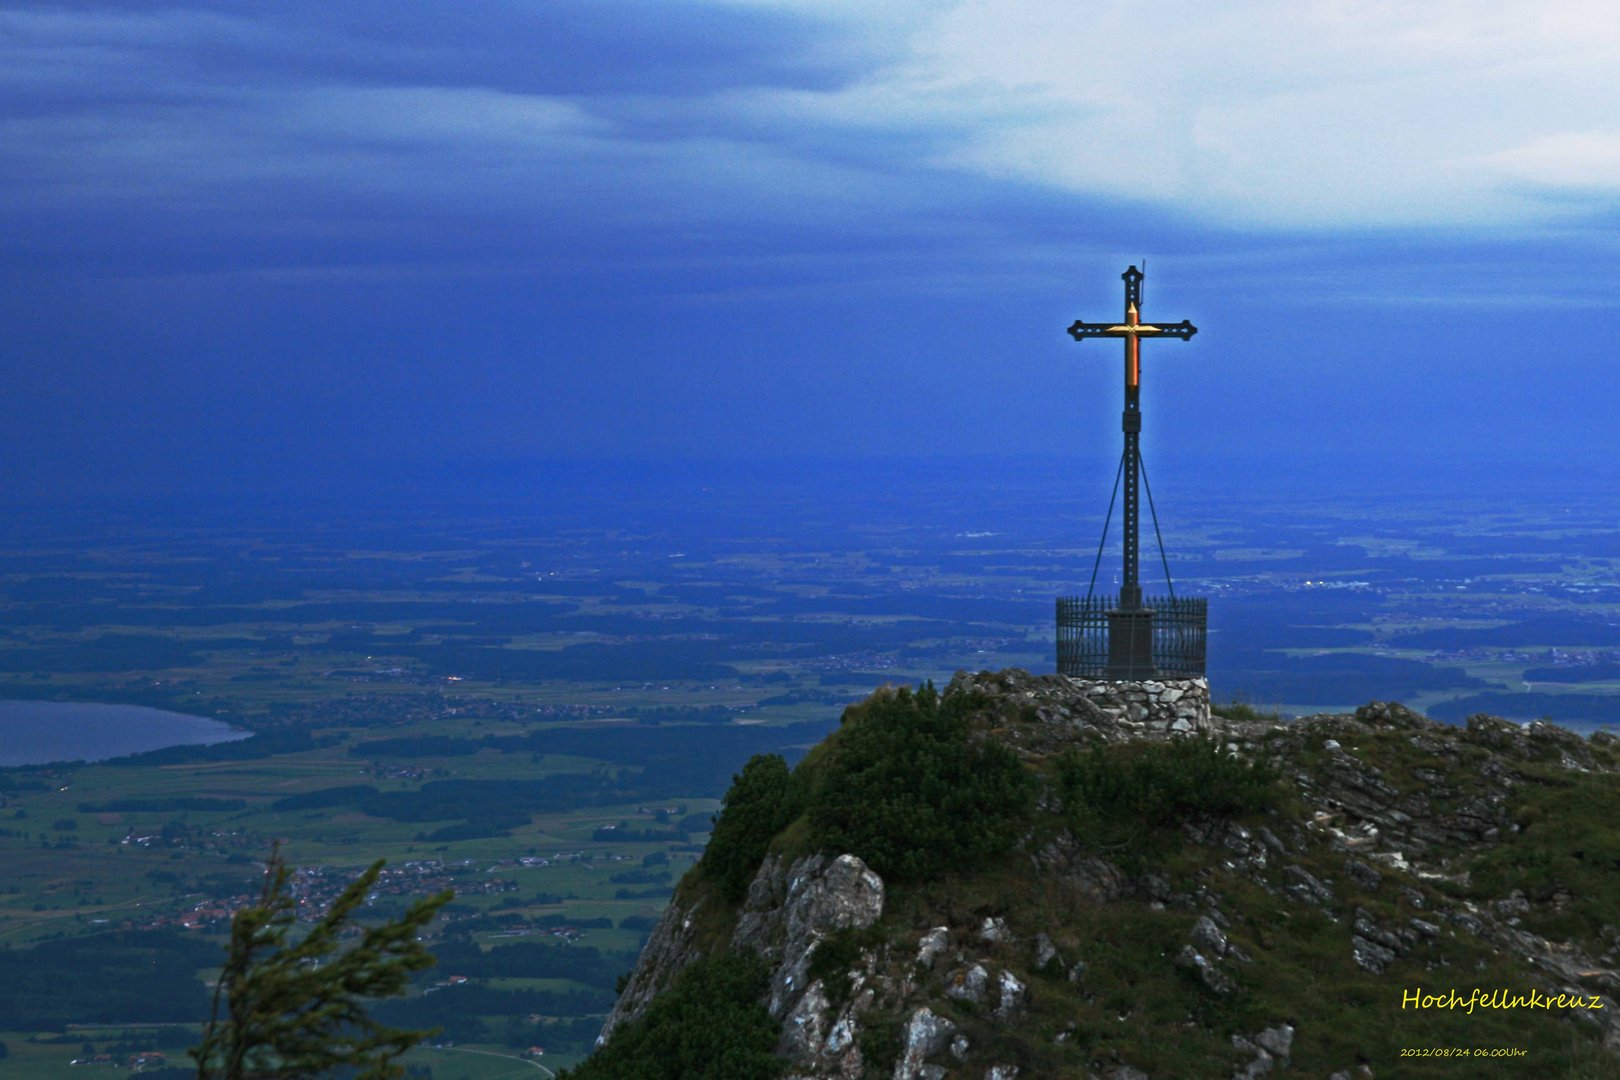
[946,669,1211,749]
[1283,865,1334,906]
[1109,1067,1151,1080]
[1355,700,1430,729]
[1493,892,1530,917]
[1255,1023,1294,1059]
[1028,833,1128,901]
[1191,915,1228,957]
[597,898,702,1044]
[949,1034,970,1061]
[1344,857,1382,892]
[915,926,950,969]
[1223,823,1255,854]
[944,963,990,1004]
[1353,908,1403,952]
[663,851,885,1077]
[822,1011,857,1056]
[1231,1043,1274,1080]
[1141,872,1177,904]
[785,854,886,945]
[768,854,885,1021]
[893,1007,956,1080]
[994,968,1026,1019]
[777,979,832,1063]
[1176,945,1237,994]
[980,916,1012,944]
[1351,934,1397,973]
[1033,931,1060,970]
[985,1067,1020,1080]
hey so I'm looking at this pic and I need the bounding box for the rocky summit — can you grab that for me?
[575,669,1620,1080]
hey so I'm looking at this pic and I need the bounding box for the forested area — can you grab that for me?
[0,932,215,1029]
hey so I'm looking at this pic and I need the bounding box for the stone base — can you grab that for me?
[1063,676,1210,735]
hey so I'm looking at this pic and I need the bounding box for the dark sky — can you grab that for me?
[5,1,1620,498]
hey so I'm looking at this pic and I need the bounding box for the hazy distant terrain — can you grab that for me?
[1,459,1618,1074]
[2,460,1618,728]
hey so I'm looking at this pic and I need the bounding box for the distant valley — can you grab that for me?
[2,460,1619,1074]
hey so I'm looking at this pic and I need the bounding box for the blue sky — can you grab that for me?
[5,1,1620,497]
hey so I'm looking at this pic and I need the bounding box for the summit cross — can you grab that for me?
[1062,265,1201,679]
[1066,265,1197,613]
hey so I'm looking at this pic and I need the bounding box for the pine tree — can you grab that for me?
[701,753,799,900]
[191,844,453,1079]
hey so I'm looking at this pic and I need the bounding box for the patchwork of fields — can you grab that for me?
[3,462,1619,1074]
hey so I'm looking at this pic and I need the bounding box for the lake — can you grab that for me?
[0,700,250,767]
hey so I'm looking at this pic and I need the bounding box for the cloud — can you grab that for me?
[6,0,1620,285]
[721,0,1620,229]
[1478,132,1620,193]
[0,1,929,274]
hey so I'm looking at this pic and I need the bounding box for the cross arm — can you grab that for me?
[1067,320,1121,341]
[1147,319,1198,341]
[1066,318,1198,342]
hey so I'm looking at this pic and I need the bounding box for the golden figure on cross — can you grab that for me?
[1067,265,1197,391]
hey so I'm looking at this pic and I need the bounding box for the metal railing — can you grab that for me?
[1056,595,1207,679]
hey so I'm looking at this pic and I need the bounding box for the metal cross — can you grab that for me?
[1066,265,1197,613]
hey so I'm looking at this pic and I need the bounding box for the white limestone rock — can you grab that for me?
[1190,915,1228,958]
[980,916,1012,944]
[944,963,990,1004]
[893,1007,956,1080]
[1032,932,1060,970]
[994,968,1027,1019]
[915,926,950,969]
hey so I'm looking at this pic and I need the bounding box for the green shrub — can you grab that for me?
[856,1014,901,1078]
[806,683,1035,883]
[701,754,801,901]
[1058,736,1279,845]
[806,924,886,1007]
[559,951,784,1080]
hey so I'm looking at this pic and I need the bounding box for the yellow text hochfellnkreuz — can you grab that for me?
[1402,987,1606,1014]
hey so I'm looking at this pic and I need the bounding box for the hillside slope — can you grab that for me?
[572,669,1620,1079]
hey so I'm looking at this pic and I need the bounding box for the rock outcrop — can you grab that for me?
[593,670,1620,1078]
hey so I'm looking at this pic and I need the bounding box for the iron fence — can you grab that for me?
[1056,595,1207,679]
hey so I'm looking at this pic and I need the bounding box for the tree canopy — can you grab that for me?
[191,844,453,1080]
[559,951,783,1080]
[701,753,800,900]
[807,683,1035,882]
